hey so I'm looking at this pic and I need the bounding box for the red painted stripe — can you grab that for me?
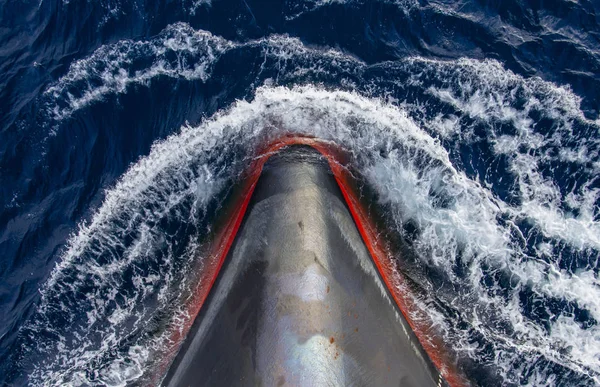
[156,135,467,387]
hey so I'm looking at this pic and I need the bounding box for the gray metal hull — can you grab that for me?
[164,146,444,386]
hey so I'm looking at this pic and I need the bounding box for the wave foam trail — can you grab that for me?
[413,58,600,248]
[23,84,600,386]
[44,22,233,122]
[41,22,364,128]
[21,23,600,386]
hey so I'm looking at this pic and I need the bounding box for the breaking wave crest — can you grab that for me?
[17,23,600,386]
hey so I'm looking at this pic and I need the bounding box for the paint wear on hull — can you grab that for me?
[162,137,465,386]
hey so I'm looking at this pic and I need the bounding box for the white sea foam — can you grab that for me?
[44,23,233,122]
[32,84,600,385]
[31,23,600,386]
[42,23,363,125]
[406,57,600,251]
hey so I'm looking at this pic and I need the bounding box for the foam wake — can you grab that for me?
[21,23,600,386]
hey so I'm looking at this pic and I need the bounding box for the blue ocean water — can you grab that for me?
[1,0,599,385]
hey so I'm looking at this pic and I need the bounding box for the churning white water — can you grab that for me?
[25,22,600,386]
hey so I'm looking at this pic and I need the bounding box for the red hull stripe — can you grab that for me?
[158,135,467,387]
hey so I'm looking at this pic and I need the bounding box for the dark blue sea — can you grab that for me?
[1,0,599,385]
